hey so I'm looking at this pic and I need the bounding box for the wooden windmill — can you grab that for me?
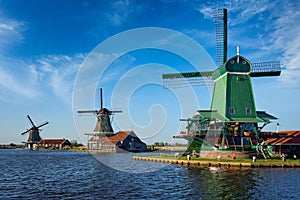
[162,9,281,156]
[21,115,49,149]
[78,88,122,149]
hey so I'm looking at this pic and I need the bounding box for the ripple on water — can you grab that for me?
[1,149,300,199]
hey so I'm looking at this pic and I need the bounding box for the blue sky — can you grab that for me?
[0,0,299,145]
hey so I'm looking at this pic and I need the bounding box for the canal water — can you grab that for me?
[0,149,300,199]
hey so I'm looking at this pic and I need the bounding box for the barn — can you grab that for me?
[87,131,147,152]
[260,130,300,157]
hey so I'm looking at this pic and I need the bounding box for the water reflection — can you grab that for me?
[252,168,300,199]
[92,152,168,173]
[185,167,258,199]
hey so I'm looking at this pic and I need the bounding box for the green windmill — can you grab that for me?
[162,9,281,158]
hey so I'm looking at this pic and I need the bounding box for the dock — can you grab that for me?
[133,156,300,168]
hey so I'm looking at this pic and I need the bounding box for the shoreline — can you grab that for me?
[0,145,24,149]
[133,155,300,168]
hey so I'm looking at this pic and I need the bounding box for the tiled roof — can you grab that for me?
[89,131,135,145]
[38,139,69,145]
[108,131,133,144]
[264,130,300,145]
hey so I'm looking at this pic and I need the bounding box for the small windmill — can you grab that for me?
[162,8,281,155]
[21,115,49,149]
[78,88,122,136]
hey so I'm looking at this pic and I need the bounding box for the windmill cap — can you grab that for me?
[225,56,251,73]
[98,108,111,114]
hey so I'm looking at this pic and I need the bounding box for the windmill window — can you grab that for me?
[230,60,235,64]
[229,107,235,114]
[242,61,247,64]
[246,108,252,115]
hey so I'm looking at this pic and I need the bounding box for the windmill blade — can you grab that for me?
[162,71,214,88]
[213,8,227,64]
[27,115,35,127]
[21,129,30,135]
[250,61,281,77]
[162,71,213,79]
[37,121,49,129]
[109,110,122,114]
[100,88,103,109]
[78,110,98,114]
[163,77,214,88]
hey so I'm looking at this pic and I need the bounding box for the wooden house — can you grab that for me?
[87,131,147,152]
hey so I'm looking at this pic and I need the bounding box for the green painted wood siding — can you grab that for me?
[211,75,227,116]
[226,74,257,119]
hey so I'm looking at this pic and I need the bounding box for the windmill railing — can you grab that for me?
[85,131,114,136]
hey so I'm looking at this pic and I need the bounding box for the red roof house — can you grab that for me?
[38,139,72,149]
[87,131,147,152]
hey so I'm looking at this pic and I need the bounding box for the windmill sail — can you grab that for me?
[214,8,227,64]
[100,88,103,109]
[162,71,214,88]
[36,121,49,129]
[110,110,122,114]
[27,115,35,127]
[21,115,49,149]
[250,61,281,77]
[22,115,49,135]
[162,8,228,89]
[78,110,98,113]
[21,129,31,135]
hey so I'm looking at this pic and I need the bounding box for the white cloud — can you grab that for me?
[197,0,271,24]
[110,0,130,25]
[32,54,85,104]
[106,0,145,26]
[0,13,30,102]
[269,3,300,85]
[0,56,40,102]
[0,68,37,101]
[182,28,216,48]
[0,17,25,51]
[99,53,136,85]
[0,54,85,104]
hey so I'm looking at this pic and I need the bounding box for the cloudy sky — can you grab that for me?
[0,0,299,145]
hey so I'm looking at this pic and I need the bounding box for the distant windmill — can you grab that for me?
[162,8,281,155]
[78,88,122,136]
[21,115,49,149]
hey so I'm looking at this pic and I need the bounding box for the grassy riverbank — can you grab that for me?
[133,154,300,168]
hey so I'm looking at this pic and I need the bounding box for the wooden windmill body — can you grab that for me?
[78,88,122,150]
[21,115,49,150]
